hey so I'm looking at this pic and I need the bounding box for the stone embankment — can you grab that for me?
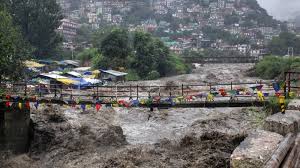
[231,99,300,168]
[0,103,31,154]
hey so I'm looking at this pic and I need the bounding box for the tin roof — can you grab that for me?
[100,70,128,77]
[39,73,68,79]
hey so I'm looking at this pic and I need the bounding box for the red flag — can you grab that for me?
[96,103,102,111]
[25,101,30,110]
[5,101,10,107]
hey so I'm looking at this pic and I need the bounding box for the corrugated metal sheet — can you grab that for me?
[100,70,128,77]
[39,73,68,79]
[66,71,82,78]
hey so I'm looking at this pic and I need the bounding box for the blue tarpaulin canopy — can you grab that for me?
[83,71,93,75]
[70,78,91,89]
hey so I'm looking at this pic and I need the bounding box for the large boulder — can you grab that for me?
[264,110,300,135]
[230,130,283,168]
[287,99,300,110]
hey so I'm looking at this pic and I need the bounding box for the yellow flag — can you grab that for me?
[18,103,22,109]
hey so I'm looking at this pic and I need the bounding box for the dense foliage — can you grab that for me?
[268,32,300,56]
[76,48,100,66]
[0,8,30,80]
[254,56,300,79]
[76,28,191,80]
[4,0,63,59]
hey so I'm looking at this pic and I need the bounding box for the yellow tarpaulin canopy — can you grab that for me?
[92,70,100,74]
[56,78,78,85]
[84,75,97,79]
[25,61,45,68]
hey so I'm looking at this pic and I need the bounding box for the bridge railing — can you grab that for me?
[284,71,300,98]
[0,81,277,102]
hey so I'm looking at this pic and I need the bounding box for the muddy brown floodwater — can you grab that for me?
[1,105,267,168]
[0,64,269,168]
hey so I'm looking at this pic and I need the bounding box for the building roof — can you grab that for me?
[38,73,68,79]
[100,70,128,77]
[25,61,45,68]
[66,71,82,78]
[60,60,80,67]
[73,67,92,72]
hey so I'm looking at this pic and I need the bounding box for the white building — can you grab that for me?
[57,19,79,42]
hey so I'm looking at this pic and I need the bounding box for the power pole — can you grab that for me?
[288,47,294,58]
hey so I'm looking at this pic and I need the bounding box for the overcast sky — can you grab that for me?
[257,0,300,20]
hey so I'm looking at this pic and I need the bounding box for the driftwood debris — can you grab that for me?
[264,133,295,168]
[281,133,300,168]
[294,134,300,168]
[230,130,283,168]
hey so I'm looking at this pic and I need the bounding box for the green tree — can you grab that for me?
[0,8,31,80]
[74,25,95,45]
[269,32,300,56]
[92,53,105,70]
[76,48,99,66]
[100,28,132,69]
[131,31,190,78]
[91,25,118,50]
[93,29,190,80]
[6,0,63,59]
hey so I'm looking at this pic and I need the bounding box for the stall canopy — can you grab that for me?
[56,78,78,85]
[100,70,127,77]
[25,61,45,68]
[70,78,90,89]
[66,71,82,78]
[84,78,101,84]
[38,73,68,80]
[73,67,91,72]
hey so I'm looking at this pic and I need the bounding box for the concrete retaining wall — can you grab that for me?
[0,103,30,153]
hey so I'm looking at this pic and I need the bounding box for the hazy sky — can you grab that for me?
[257,0,300,20]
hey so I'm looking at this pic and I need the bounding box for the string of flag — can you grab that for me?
[0,82,291,111]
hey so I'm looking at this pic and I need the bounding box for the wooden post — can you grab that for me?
[288,72,291,94]
[137,85,139,100]
[24,82,27,97]
[115,85,118,101]
[231,82,233,90]
[12,83,14,95]
[159,86,161,97]
[60,84,63,99]
[39,84,42,98]
[96,84,99,98]
[284,72,287,97]
[182,84,184,96]
[129,84,132,99]
[54,83,57,98]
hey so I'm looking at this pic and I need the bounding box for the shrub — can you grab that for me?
[254,56,300,79]
[147,71,160,80]
[166,54,192,76]
[125,69,140,81]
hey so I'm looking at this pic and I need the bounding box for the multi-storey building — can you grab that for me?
[57,19,79,42]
